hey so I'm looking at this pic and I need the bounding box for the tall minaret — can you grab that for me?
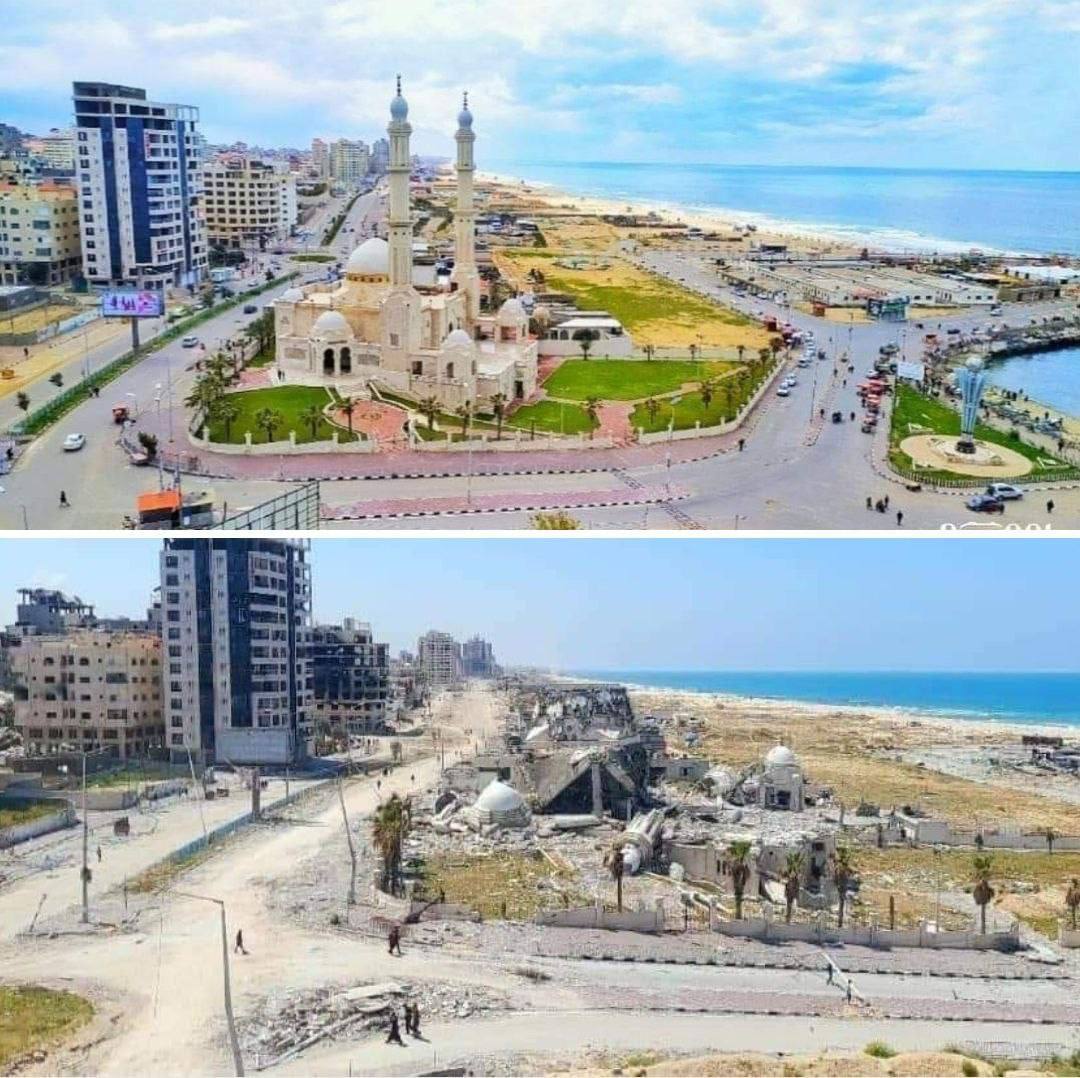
[387,75,413,291]
[452,92,481,322]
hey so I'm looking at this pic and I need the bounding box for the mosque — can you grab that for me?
[273,79,539,411]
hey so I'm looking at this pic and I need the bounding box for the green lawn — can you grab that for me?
[541,271,754,332]
[246,347,274,369]
[0,799,58,829]
[508,399,597,435]
[0,986,93,1070]
[889,384,1073,480]
[543,359,736,402]
[205,386,359,445]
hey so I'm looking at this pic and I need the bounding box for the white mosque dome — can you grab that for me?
[346,236,389,276]
[475,779,526,815]
[443,328,474,349]
[279,287,304,303]
[497,296,527,325]
[311,309,350,338]
[764,745,797,769]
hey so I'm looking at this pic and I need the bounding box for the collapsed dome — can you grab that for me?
[475,779,526,814]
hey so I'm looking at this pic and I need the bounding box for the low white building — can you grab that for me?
[539,315,633,358]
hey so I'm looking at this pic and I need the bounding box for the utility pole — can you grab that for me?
[338,777,357,906]
[81,752,89,923]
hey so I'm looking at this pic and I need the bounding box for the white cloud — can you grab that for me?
[150,17,252,41]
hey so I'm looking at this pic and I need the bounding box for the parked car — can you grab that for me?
[181,335,199,348]
[776,386,791,397]
[62,432,86,452]
[986,482,1023,500]
[243,304,258,314]
[966,494,1005,513]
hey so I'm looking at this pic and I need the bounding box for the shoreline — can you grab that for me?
[552,671,1080,740]
[477,168,1039,258]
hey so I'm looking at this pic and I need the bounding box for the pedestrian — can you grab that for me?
[234,929,247,955]
[386,1011,404,1046]
[23,346,29,359]
[403,1002,414,1035]
[850,411,855,422]
[96,845,102,863]
[1047,499,1055,514]
[59,490,69,508]
[388,924,402,956]
[883,494,889,509]
[827,963,834,985]
[738,437,745,452]
[866,496,872,510]
[846,980,853,1004]
[896,510,903,527]
[411,1001,422,1038]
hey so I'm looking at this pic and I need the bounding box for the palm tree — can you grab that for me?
[185,373,225,419]
[583,395,601,438]
[728,839,753,920]
[455,400,472,438]
[420,396,439,432]
[490,392,508,440]
[831,845,855,928]
[372,793,411,895]
[299,403,323,440]
[575,328,599,361]
[644,344,655,362]
[340,396,357,435]
[610,847,625,912]
[1066,878,1080,929]
[254,406,283,444]
[210,397,240,442]
[972,853,995,934]
[645,397,660,426]
[700,378,716,411]
[783,850,804,923]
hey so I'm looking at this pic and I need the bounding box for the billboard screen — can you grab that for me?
[101,290,164,319]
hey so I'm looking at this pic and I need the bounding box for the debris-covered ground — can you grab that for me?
[238,978,508,1068]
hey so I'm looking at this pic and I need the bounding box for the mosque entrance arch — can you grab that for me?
[323,348,335,374]
[339,347,352,375]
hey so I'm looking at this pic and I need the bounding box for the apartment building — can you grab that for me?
[311,618,390,738]
[0,180,82,286]
[159,539,313,766]
[72,81,207,287]
[461,635,498,678]
[329,139,370,187]
[417,630,461,687]
[203,156,298,249]
[12,631,163,760]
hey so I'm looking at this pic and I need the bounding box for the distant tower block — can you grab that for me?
[954,355,988,454]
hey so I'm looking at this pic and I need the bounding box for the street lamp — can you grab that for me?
[171,890,245,1076]
[153,396,165,490]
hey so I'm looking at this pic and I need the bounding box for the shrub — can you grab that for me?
[962,1061,978,1077]
[864,1041,896,1059]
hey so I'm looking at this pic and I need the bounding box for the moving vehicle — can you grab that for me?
[831,411,843,423]
[62,432,86,452]
[181,335,199,348]
[966,493,1005,513]
[776,386,791,397]
[243,304,258,314]
[986,482,1023,500]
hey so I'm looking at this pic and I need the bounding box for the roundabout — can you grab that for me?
[898,434,1034,478]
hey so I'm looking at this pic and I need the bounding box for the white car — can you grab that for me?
[181,335,199,348]
[62,433,86,452]
[986,483,1024,500]
[776,386,791,397]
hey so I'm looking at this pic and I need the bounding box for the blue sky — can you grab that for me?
[1,538,1079,671]
[2,0,1078,170]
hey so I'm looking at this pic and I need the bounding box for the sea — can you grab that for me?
[487,161,1080,257]
[985,345,1080,417]
[564,670,1080,728]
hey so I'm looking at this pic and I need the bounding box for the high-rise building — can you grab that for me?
[417,630,461,687]
[12,630,163,760]
[329,139,370,187]
[311,618,390,739]
[0,180,83,286]
[25,128,76,173]
[461,635,497,678]
[311,138,329,180]
[202,157,298,249]
[72,81,207,288]
[159,539,313,766]
[370,137,389,175]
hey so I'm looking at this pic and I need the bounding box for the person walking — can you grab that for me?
[96,845,102,863]
[883,494,890,510]
[866,496,873,510]
[826,963,834,985]
[59,490,69,508]
[386,1012,404,1046]
[1047,499,1055,515]
[411,1001,422,1038]
[234,929,247,955]
[896,510,904,527]
[738,438,745,452]
[388,924,402,956]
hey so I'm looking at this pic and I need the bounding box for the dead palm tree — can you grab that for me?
[583,395,601,438]
[728,839,753,920]
[420,395,439,432]
[490,392,508,440]
[831,845,855,928]
[783,850,804,923]
[1066,877,1080,929]
[609,846,625,912]
[972,853,995,934]
[644,344,655,362]
[373,793,411,895]
[1046,827,1057,854]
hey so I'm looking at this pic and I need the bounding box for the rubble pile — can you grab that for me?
[240,979,507,1065]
